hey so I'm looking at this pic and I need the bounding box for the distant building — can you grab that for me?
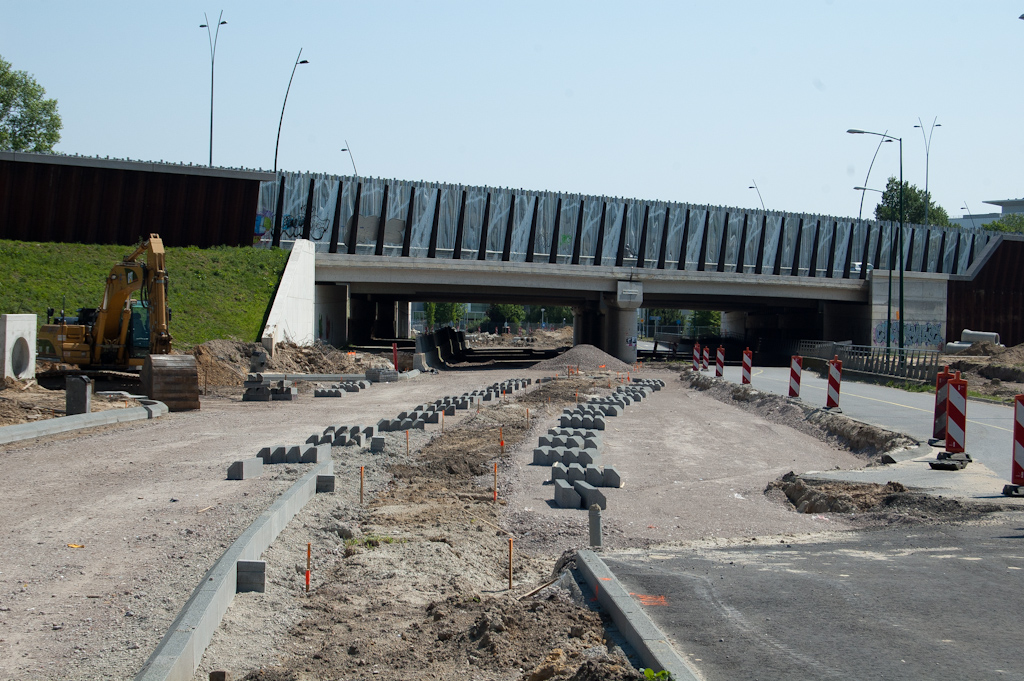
[950,198,1024,229]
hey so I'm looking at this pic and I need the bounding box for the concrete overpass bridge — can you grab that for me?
[256,171,1017,363]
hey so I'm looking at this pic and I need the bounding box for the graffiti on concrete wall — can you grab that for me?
[873,321,943,348]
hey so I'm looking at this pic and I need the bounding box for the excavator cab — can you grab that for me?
[128,302,151,360]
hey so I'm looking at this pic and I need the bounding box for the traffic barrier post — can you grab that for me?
[789,355,802,398]
[944,372,968,455]
[715,346,724,378]
[932,365,953,443]
[1002,395,1024,495]
[741,348,752,385]
[701,346,709,371]
[825,355,842,409]
[692,342,701,372]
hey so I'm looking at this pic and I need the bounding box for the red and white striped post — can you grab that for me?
[715,345,725,378]
[741,348,752,385]
[692,342,701,372]
[932,365,953,443]
[701,345,709,371]
[1004,395,1024,495]
[826,355,842,409]
[789,355,803,398]
[944,372,968,455]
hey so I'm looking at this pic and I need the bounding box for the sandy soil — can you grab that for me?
[0,377,138,427]
[941,341,1024,401]
[0,360,991,681]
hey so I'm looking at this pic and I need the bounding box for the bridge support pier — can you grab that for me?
[573,305,600,347]
[599,281,643,365]
[395,302,412,339]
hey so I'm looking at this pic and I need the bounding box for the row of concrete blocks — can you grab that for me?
[242,384,299,402]
[533,446,601,466]
[537,431,603,451]
[558,412,608,430]
[552,461,622,488]
[554,479,607,510]
[629,378,665,390]
[313,381,368,398]
[365,368,400,382]
[312,424,378,447]
[226,443,331,480]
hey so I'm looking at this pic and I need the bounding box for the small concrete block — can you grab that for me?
[551,436,566,448]
[361,425,378,438]
[561,448,579,465]
[551,461,568,481]
[603,466,622,488]
[567,463,586,482]
[316,474,335,493]
[227,458,263,480]
[532,447,553,465]
[332,432,350,447]
[424,411,440,424]
[577,448,601,466]
[570,415,583,428]
[285,445,302,463]
[554,479,581,509]
[370,436,386,452]
[209,671,233,681]
[573,480,606,510]
[270,446,288,464]
[351,432,365,446]
[442,405,455,416]
[306,434,320,444]
[301,444,330,463]
[376,418,392,432]
[538,435,552,447]
[399,418,414,430]
[581,416,594,430]
[601,405,622,417]
[559,415,572,428]
[564,436,584,450]
[591,416,606,431]
[585,464,604,487]
[397,411,410,419]
[236,560,265,593]
[66,376,92,415]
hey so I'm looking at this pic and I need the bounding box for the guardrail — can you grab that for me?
[797,340,940,383]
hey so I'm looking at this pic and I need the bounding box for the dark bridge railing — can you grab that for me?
[256,171,995,279]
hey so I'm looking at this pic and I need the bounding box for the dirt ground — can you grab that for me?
[941,341,1024,401]
[0,377,138,427]
[2,352,1013,680]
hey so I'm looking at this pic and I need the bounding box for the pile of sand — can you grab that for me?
[530,344,631,373]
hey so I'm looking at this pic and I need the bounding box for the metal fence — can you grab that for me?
[797,340,939,383]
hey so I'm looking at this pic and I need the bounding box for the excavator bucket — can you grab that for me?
[142,354,200,411]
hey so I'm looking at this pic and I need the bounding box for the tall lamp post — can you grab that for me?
[340,140,358,175]
[849,128,904,351]
[273,49,309,173]
[913,117,941,225]
[854,185,890,347]
[748,181,766,210]
[962,203,978,230]
[200,11,227,167]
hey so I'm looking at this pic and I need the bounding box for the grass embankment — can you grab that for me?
[0,240,289,348]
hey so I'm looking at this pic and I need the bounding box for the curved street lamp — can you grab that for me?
[748,180,766,211]
[340,140,358,175]
[913,117,941,225]
[849,128,904,351]
[200,11,227,166]
[273,49,309,173]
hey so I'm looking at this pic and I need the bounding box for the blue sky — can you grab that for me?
[3,1,1022,220]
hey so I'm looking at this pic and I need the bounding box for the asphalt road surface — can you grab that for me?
[604,513,1024,681]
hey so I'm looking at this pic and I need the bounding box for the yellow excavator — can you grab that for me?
[37,234,199,410]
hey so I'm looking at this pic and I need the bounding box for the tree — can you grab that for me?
[986,213,1024,234]
[0,55,62,152]
[487,304,526,330]
[423,302,437,329]
[873,177,950,226]
[524,305,573,325]
[435,302,467,327]
[688,310,721,334]
[646,308,687,325]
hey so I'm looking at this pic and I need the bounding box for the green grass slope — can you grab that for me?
[0,240,289,348]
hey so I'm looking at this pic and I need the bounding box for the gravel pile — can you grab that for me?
[531,344,632,372]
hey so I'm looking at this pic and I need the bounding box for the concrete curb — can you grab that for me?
[134,457,334,681]
[0,400,168,446]
[576,550,698,681]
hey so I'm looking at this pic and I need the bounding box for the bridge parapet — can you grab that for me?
[257,171,996,280]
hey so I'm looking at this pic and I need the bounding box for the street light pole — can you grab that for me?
[748,181,766,211]
[913,117,941,225]
[340,141,358,175]
[962,203,978,230]
[200,11,227,167]
[273,49,309,173]
[848,128,904,351]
